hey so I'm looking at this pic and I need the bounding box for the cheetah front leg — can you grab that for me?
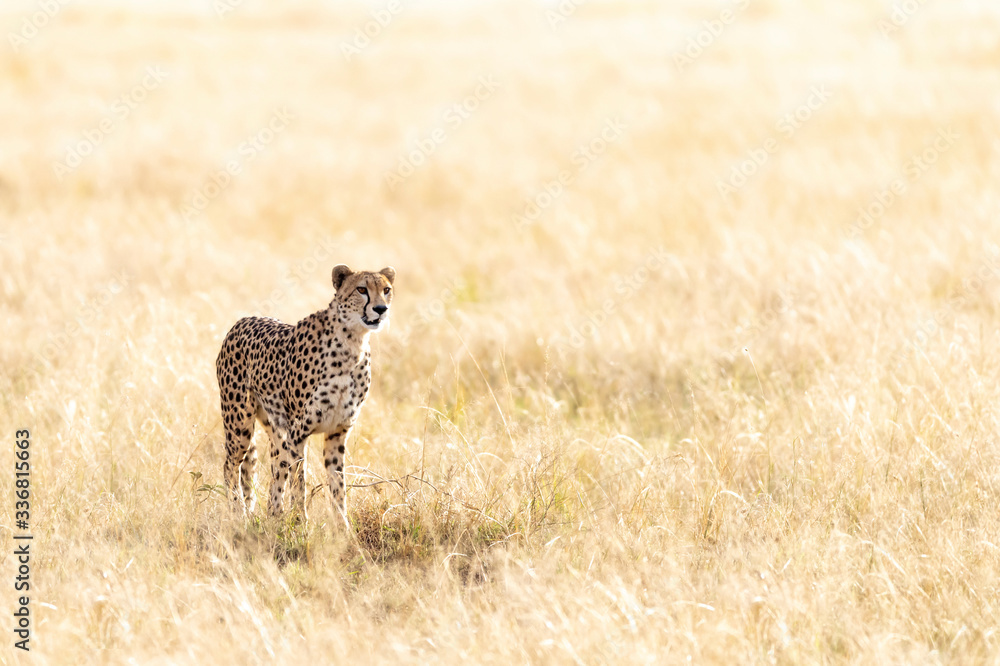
[238,445,258,513]
[222,407,255,515]
[288,435,309,522]
[324,428,350,526]
[253,417,286,515]
[270,427,309,521]
[269,428,294,516]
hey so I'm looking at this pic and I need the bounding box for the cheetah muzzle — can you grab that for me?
[215,263,395,525]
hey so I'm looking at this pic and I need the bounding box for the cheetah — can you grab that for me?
[215,264,395,523]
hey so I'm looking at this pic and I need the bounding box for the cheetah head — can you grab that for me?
[332,264,395,332]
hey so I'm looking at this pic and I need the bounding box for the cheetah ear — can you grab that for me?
[332,265,353,290]
[379,266,396,285]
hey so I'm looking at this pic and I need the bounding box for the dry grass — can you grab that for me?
[3,0,1000,662]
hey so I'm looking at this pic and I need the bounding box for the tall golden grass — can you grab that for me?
[3,0,1000,662]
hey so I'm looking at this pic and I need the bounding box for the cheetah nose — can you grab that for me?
[373,305,388,315]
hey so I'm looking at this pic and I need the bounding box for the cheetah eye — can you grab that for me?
[356,287,367,295]
[383,287,391,295]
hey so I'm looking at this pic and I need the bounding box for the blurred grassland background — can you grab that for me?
[2,0,1000,662]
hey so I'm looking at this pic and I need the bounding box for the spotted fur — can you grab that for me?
[216,264,395,522]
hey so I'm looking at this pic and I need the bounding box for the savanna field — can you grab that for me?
[2,0,1000,662]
